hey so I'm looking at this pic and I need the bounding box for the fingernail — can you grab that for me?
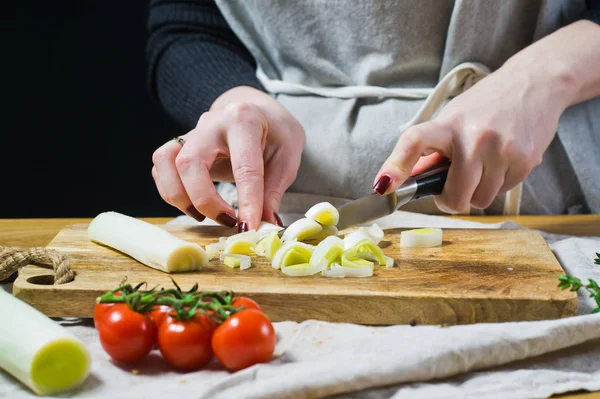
[273,212,283,227]
[186,206,205,222]
[373,175,392,195]
[238,221,248,233]
[216,213,238,228]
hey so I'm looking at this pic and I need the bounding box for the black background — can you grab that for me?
[1,1,185,218]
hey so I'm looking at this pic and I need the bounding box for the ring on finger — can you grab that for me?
[172,136,186,146]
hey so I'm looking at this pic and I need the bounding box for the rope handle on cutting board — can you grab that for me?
[0,246,74,284]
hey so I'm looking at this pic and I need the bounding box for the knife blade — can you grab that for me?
[334,163,450,231]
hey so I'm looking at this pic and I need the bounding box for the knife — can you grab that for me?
[334,163,450,231]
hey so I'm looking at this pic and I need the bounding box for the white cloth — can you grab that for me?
[2,211,600,399]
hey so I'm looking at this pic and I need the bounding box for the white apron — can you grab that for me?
[214,0,597,216]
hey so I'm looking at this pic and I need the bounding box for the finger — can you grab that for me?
[410,152,448,177]
[152,141,205,222]
[470,163,507,209]
[151,166,168,200]
[262,149,301,226]
[224,103,269,232]
[498,165,530,195]
[374,121,452,194]
[434,150,483,214]
[176,123,238,228]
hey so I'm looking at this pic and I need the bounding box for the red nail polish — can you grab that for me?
[373,175,392,195]
[273,212,283,227]
[216,213,237,228]
[186,206,205,222]
[238,221,248,233]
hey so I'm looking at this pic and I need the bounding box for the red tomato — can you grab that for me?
[93,292,122,329]
[149,305,172,329]
[212,309,276,371]
[98,304,157,363]
[232,296,261,311]
[158,313,217,370]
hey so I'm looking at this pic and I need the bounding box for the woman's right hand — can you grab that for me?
[152,86,306,232]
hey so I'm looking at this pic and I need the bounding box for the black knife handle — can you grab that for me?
[411,164,449,200]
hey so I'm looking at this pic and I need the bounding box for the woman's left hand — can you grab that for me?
[373,55,573,213]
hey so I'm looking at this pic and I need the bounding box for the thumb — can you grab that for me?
[410,152,449,177]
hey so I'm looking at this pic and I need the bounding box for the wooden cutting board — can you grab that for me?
[12,223,577,326]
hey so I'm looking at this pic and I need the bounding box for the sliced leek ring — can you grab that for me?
[400,228,443,247]
[281,218,322,242]
[304,202,339,227]
[271,242,314,269]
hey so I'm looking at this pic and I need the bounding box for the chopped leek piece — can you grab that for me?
[367,224,384,245]
[226,230,260,244]
[223,255,241,268]
[304,202,339,227]
[206,241,226,259]
[223,239,257,255]
[281,218,322,242]
[264,231,282,260]
[281,261,327,276]
[220,253,251,269]
[355,239,386,264]
[255,236,268,256]
[400,228,443,247]
[356,252,378,262]
[322,268,346,278]
[341,248,374,268]
[310,236,343,267]
[385,256,395,268]
[343,230,375,250]
[282,249,310,267]
[256,221,283,237]
[306,225,339,242]
[331,263,373,277]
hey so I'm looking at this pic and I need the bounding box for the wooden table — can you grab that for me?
[1,216,599,399]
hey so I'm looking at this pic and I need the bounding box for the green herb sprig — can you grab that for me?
[557,252,600,314]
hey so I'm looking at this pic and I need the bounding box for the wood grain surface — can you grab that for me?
[12,222,577,325]
[1,217,599,399]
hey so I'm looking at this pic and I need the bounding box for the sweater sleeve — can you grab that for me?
[146,0,265,129]
[583,0,600,24]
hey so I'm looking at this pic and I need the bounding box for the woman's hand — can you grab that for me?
[152,86,305,231]
[374,20,600,213]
